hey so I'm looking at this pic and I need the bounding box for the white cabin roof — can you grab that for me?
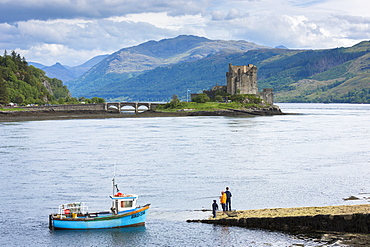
[110,193,138,200]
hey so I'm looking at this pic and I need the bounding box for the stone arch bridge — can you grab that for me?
[106,102,166,113]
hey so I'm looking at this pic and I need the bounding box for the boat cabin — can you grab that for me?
[110,192,138,214]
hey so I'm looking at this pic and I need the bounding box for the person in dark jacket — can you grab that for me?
[212,200,218,218]
[225,187,232,211]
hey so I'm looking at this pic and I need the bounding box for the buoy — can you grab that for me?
[64,209,71,214]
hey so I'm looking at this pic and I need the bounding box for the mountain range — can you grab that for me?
[29,54,108,84]
[32,35,370,103]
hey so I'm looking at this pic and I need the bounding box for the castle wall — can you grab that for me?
[226,64,258,95]
[259,88,274,105]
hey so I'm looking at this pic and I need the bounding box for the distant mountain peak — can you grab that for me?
[52,62,65,68]
[275,45,288,49]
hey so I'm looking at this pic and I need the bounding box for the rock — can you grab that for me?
[343,196,360,201]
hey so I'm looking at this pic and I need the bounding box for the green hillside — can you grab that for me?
[67,35,268,97]
[258,42,370,102]
[93,41,370,103]
[0,51,70,105]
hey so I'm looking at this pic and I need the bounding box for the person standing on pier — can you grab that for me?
[225,187,232,211]
[220,191,227,214]
[212,200,218,218]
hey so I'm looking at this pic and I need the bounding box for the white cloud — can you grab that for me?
[210,11,224,21]
[314,0,370,16]
[1,17,180,65]
[225,9,248,20]
[108,12,207,30]
[16,44,110,66]
[1,0,369,66]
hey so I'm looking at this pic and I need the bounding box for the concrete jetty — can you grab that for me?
[187,204,370,234]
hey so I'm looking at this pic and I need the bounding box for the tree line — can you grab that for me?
[0,51,105,106]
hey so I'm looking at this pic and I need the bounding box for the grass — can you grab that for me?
[155,102,264,112]
[0,107,27,112]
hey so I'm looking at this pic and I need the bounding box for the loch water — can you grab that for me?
[1,103,369,246]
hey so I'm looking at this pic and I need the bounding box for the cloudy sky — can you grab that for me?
[1,0,369,66]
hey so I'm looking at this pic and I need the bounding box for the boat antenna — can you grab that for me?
[112,163,120,195]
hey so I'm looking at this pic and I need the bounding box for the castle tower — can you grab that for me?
[226,63,258,95]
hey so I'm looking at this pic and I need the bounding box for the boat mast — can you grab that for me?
[112,163,116,195]
[112,163,120,195]
[112,176,115,195]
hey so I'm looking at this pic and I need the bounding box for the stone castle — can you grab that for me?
[227,63,258,95]
[195,64,274,104]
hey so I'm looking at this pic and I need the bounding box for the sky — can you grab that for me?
[1,0,369,66]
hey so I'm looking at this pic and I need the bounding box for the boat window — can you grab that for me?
[120,201,133,208]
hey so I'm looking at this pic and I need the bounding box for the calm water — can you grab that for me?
[1,103,369,246]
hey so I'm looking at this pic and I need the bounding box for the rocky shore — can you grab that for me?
[187,204,370,246]
[0,106,285,122]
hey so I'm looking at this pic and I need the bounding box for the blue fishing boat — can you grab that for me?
[49,177,150,230]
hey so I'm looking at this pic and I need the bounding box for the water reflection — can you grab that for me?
[50,226,147,246]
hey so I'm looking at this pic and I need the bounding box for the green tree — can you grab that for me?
[215,95,223,102]
[193,93,210,103]
[158,94,182,109]
[14,94,25,104]
[91,97,105,103]
[58,97,65,104]
[229,94,246,102]
[0,78,9,104]
[169,94,181,107]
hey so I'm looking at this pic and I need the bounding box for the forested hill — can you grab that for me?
[67,35,267,98]
[0,51,70,105]
[93,40,370,103]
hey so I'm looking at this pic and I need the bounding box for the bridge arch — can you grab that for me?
[107,105,119,110]
[120,105,136,113]
[106,102,166,113]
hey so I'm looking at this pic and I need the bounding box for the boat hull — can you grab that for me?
[51,205,149,230]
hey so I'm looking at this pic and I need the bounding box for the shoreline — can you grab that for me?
[0,107,286,122]
[187,204,370,246]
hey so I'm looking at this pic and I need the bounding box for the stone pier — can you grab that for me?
[187,205,370,234]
